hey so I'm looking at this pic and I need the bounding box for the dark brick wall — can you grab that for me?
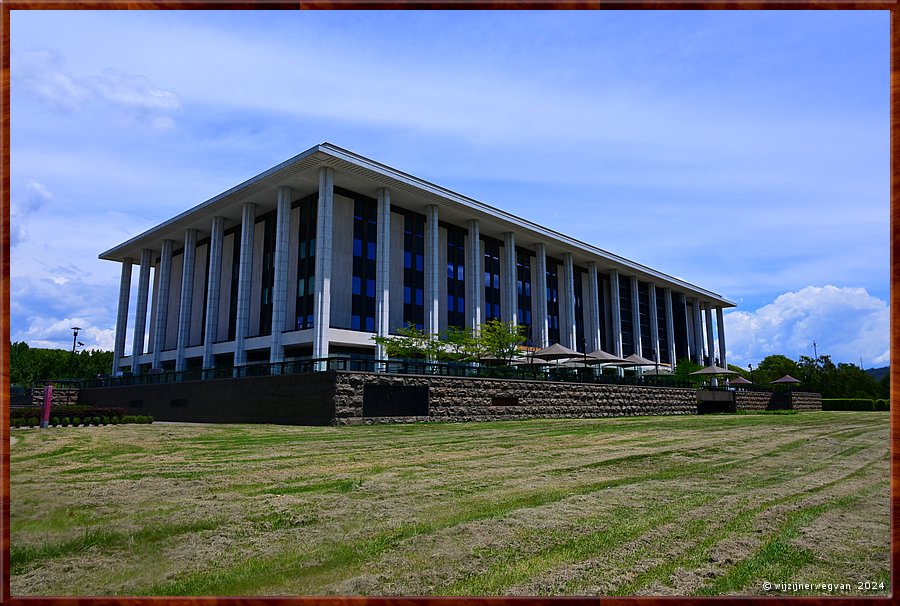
[78,371,337,425]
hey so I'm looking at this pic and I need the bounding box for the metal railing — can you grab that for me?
[76,357,693,389]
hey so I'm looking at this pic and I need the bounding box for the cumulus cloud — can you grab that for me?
[10,179,53,247]
[12,48,181,129]
[724,285,889,368]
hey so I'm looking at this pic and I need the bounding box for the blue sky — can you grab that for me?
[9,10,890,368]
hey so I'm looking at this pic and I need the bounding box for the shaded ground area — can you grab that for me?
[10,411,889,596]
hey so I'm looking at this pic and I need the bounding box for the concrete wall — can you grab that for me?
[333,373,697,424]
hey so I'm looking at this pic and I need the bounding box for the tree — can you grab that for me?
[752,354,801,387]
[478,319,526,363]
[9,342,115,386]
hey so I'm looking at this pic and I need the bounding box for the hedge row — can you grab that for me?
[12,405,126,419]
[822,398,890,411]
[11,415,153,428]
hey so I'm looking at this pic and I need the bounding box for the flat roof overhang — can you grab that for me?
[99,142,736,308]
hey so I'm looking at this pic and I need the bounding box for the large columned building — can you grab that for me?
[102,143,734,375]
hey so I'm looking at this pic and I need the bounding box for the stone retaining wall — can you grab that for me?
[734,390,822,412]
[334,372,697,424]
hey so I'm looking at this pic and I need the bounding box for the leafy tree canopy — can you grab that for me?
[9,342,114,387]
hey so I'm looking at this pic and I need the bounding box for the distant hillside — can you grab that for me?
[865,366,889,382]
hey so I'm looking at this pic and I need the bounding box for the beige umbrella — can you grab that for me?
[533,343,581,361]
[772,374,801,384]
[689,364,738,376]
[623,353,657,367]
[729,376,753,385]
[584,349,630,365]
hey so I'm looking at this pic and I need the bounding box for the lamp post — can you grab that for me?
[748,363,753,385]
[69,326,81,376]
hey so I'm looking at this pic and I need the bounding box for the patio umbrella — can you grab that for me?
[772,375,801,384]
[585,349,630,366]
[533,343,581,362]
[689,364,738,376]
[623,353,657,367]
[641,366,675,376]
[729,376,753,385]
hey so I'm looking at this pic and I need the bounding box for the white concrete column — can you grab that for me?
[112,257,133,373]
[375,188,391,362]
[202,216,225,369]
[269,187,293,366]
[609,269,623,357]
[175,229,198,371]
[151,240,174,369]
[705,303,716,366]
[664,287,676,365]
[313,167,334,364]
[502,232,517,325]
[691,297,704,364]
[533,243,549,348]
[648,282,659,364]
[130,249,152,374]
[234,203,257,368]
[561,253,576,348]
[630,276,642,356]
[465,219,482,332]
[716,306,727,368]
[425,204,440,336]
[586,262,601,352]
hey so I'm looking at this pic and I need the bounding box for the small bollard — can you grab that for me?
[40,384,53,429]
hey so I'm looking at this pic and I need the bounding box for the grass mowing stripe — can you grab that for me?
[609,455,889,595]
[693,482,886,596]
[10,519,221,575]
[442,493,716,596]
[137,434,814,597]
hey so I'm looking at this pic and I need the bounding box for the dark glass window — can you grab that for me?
[656,286,670,364]
[516,248,532,341]
[227,228,241,341]
[483,238,501,321]
[546,257,560,344]
[351,196,378,333]
[294,193,317,330]
[403,213,425,331]
[258,211,277,336]
[619,280,634,357]
[638,281,653,359]
[446,226,466,329]
[598,272,609,353]
[574,267,585,352]
[673,292,689,360]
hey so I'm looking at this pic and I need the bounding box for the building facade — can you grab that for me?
[102,143,735,375]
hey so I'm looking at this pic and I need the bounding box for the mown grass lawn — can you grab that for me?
[9,411,890,597]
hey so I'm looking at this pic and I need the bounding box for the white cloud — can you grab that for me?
[724,285,889,368]
[10,179,53,247]
[12,48,181,130]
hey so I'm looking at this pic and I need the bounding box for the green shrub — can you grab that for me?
[100,416,109,425]
[873,399,890,411]
[72,417,81,426]
[62,417,71,426]
[11,418,21,428]
[51,416,60,426]
[28,416,39,427]
[110,416,119,425]
[821,398,875,411]
[121,415,154,424]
